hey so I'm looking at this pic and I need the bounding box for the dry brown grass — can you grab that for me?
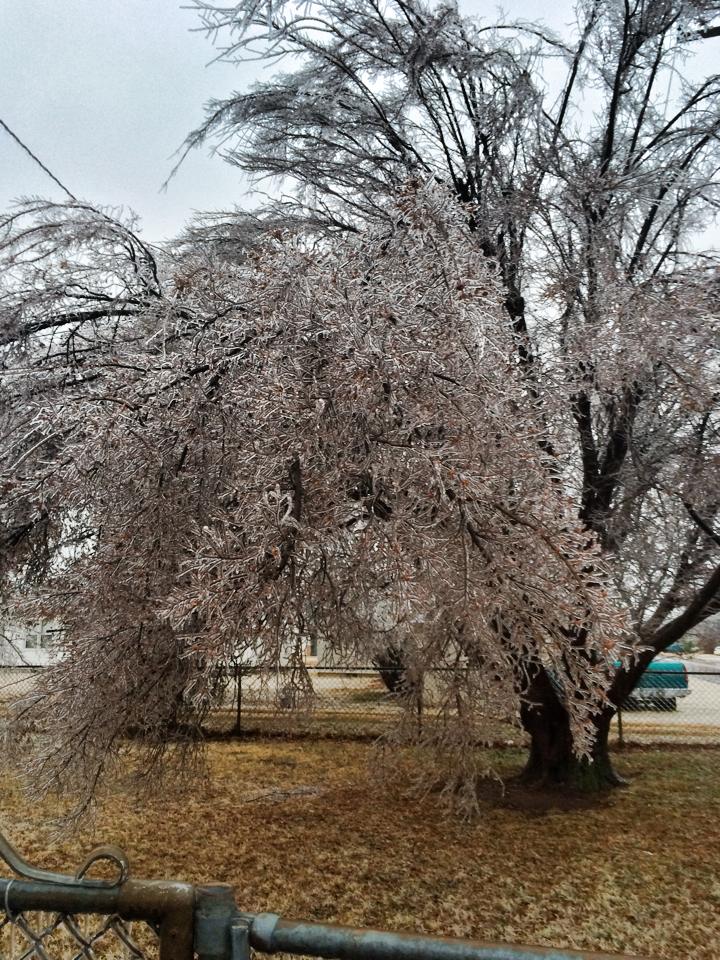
[1,740,719,960]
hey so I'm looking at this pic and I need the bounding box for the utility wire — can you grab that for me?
[0,116,77,202]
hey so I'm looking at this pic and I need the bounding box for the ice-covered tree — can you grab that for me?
[0,187,625,814]
[177,0,720,786]
[1,0,719,804]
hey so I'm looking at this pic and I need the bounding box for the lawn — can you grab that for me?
[1,740,719,959]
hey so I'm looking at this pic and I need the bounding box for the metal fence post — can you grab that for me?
[195,883,239,960]
[231,916,251,960]
[238,663,243,734]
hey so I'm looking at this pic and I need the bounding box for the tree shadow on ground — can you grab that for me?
[473,776,618,815]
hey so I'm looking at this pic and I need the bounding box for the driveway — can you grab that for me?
[685,654,720,685]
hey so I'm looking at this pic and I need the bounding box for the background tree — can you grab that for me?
[0,186,624,816]
[177,0,720,787]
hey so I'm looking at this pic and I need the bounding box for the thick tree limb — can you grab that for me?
[643,562,720,652]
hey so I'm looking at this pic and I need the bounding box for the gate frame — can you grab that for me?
[0,832,649,960]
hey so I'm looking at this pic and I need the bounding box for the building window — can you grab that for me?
[23,624,51,650]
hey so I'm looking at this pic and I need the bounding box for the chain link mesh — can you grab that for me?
[3,660,720,745]
[0,909,159,960]
[207,663,720,746]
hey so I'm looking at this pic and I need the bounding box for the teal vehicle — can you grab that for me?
[622,658,690,711]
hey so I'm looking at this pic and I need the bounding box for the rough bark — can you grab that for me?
[373,645,407,694]
[520,558,720,792]
[519,668,625,791]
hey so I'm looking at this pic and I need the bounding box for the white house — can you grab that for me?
[0,619,58,667]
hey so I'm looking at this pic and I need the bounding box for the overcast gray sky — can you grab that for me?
[0,0,260,240]
[1,1,715,245]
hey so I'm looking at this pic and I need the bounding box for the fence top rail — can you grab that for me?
[235,910,650,960]
[2,663,718,675]
[218,664,720,674]
[0,877,194,921]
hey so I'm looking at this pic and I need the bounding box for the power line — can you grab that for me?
[0,116,77,202]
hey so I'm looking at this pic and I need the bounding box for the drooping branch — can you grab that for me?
[684,501,720,548]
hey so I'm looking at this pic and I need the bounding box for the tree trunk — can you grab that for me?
[373,644,406,693]
[519,670,625,791]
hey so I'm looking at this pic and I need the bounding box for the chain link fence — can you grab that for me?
[0,666,42,708]
[206,662,720,747]
[3,661,720,746]
[0,860,646,960]
[612,662,720,746]
[208,666,420,740]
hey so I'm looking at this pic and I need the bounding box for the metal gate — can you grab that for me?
[0,831,647,960]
